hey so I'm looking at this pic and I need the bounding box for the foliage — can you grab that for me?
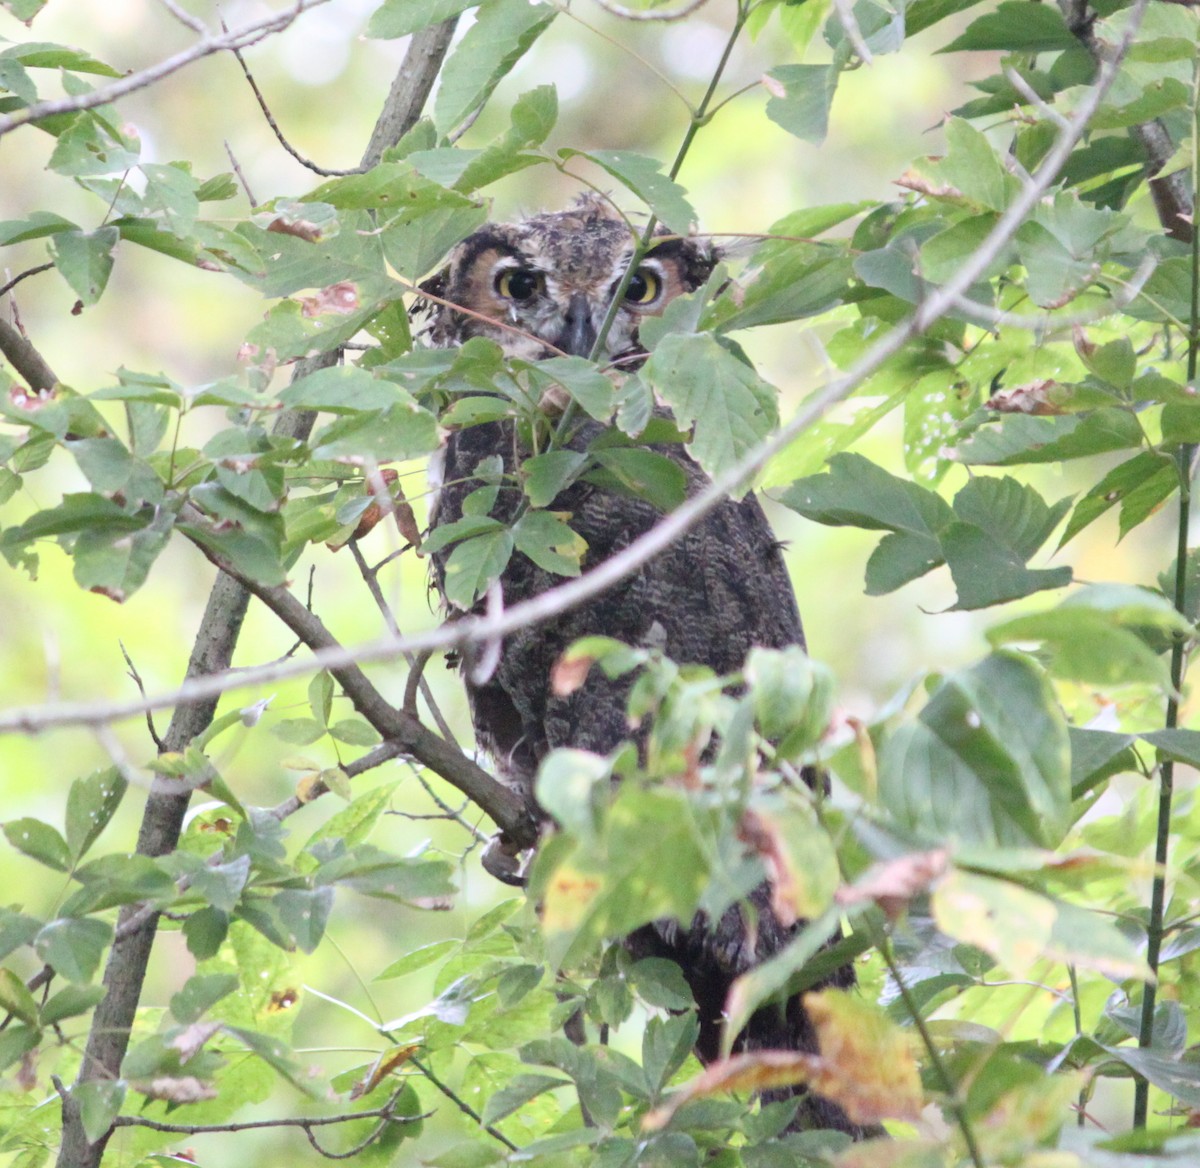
[0,0,1198,1166]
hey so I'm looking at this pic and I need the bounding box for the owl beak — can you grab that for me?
[557,292,597,358]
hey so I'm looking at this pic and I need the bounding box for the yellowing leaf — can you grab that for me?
[645,990,922,1130]
[540,863,604,935]
[801,990,924,1124]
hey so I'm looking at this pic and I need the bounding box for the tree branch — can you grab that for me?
[0,317,57,393]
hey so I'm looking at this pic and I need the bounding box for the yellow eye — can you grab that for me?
[623,268,660,305]
[496,268,543,302]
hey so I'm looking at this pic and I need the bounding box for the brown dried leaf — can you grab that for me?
[642,1051,815,1131]
[985,379,1066,415]
[170,1021,222,1062]
[551,650,596,697]
[267,216,323,242]
[300,281,359,317]
[89,585,126,603]
[350,1044,422,1100]
[137,1076,219,1104]
[894,168,962,199]
[836,849,949,920]
[760,73,787,99]
[738,809,800,927]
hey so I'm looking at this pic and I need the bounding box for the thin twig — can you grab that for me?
[223,140,258,208]
[0,263,54,301]
[120,642,164,749]
[0,0,334,141]
[409,1055,518,1151]
[232,44,358,177]
[111,1097,425,1135]
[156,0,207,33]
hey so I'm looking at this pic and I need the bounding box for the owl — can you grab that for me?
[423,195,865,1136]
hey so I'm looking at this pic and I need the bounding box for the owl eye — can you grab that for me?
[623,268,661,305]
[495,268,543,302]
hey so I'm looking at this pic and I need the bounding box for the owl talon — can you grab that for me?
[481,832,529,887]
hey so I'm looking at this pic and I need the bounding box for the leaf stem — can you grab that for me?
[875,931,986,1168]
[1133,49,1200,1131]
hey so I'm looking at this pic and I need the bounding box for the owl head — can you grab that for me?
[421,193,717,365]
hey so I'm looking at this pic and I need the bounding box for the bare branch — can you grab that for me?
[832,0,874,66]
[0,0,335,142]
[156,0,206,33]
[0,316,58,392]
[112,1095,425,1135]
[0,263,54,301]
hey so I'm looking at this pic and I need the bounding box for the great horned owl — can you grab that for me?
[423,195,862,1135]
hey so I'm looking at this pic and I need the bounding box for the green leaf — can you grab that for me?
[523,450,587,507]
[273,718,327,746]
[880,651,1071,846]
[442,528,514,608]
[275,887,334,954]
[565,150,696,235]
[183,907,229,959]
[1069,727,1137,798]
[367,0,478,39]
[533,356,616,422]
[39,983,106,1026]
[50,227,118,305]
[75,1079,126,1144]
[586,445,687,511]
[642,1012,699,1095]
[3,818,72,871]
[329,718,382,746]
[4,42,121,76]
[642,333,777,481]
[940,521,1072,610]
[952,410,1142,465]
[65,438,133,492]
[71,508,174,602]
[0,910,42,961]
[34,917,113,983]
[169,973,239,1024]
[481,1072,569,1125]
[1059,451,1178,547]
[65,767,127,861]
[279,365,413,413]
[0,968,39,1025]
[188,855,251,914]
[376,939,458,980]
[988,584,1190,688]
[0,211,77,245]
[433,0,555,134]
[782,452,952,533]
[512,510,584,576]
[311,401,439,463]
[764,63,837,144]
[1141,729,1200,769]
[940,1,1076,52]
